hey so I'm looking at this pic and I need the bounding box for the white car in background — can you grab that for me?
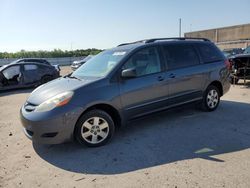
[71,55,94,71]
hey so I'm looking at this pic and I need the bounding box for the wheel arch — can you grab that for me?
[208,80,223,96]
[74,103,122,132]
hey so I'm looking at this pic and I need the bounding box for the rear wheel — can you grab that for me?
[41,75,53,84]
[201,85,220,111]
[75,110,115,147]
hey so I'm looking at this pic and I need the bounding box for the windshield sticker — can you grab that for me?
[113,51,126,56]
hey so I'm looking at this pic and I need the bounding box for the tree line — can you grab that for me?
[0,48,102,59]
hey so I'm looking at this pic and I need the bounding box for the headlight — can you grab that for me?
[34,91,74,112]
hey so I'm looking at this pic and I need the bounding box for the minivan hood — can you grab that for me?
[27,77,97,105]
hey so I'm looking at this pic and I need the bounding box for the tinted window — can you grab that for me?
[163,44,199,70]
[123,47,161,77]
[197,43,223,63]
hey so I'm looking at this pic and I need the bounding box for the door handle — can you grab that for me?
[168,73,176,78]
[157,76,164,81]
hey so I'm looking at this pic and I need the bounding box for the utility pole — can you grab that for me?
[70,42,73,51]
[179,18,182,37]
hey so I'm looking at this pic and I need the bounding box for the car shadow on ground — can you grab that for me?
[33,100,250,175]
[0,88,33,97]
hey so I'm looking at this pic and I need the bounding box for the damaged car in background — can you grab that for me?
[229,54,250,84]
[0,60,60,91]
[222,48,244,57]
[14,58,61,72]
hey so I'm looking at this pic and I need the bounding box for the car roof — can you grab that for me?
[16,58,49,62]
[0,61,50,71]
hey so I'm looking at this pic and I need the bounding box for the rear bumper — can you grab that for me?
[20,104,83,144]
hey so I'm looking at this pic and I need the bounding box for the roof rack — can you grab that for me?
[117,37,210,47]
[145,37,210,43]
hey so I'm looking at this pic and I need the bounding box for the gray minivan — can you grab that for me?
[20,38,231,147]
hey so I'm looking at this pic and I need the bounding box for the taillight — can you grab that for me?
[224,59,231,70]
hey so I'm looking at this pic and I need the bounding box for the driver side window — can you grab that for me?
[123,47,161,77]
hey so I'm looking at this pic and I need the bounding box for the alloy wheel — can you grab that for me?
[81,117,109,144]
[206,89,219,109]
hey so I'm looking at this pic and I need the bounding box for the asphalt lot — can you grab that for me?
[1,66,250,188]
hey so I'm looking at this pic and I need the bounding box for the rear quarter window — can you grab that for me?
[197,43,224,63]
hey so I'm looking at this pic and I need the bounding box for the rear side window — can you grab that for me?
[163,44,200,70]
[197,43,223,63]
[24,64,38,70]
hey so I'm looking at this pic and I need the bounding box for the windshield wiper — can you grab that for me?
[67,75,81,81]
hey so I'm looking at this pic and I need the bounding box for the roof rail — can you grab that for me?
[117,37,210,47]
[144,37,210,43]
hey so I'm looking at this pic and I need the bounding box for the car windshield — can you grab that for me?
[72,50,127,78]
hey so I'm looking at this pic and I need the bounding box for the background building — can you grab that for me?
[185,23,250,50]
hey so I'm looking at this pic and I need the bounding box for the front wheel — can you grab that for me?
[74,110,115,147]
[201,85,220,112]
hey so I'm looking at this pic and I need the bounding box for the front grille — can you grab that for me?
[24,102,37,112]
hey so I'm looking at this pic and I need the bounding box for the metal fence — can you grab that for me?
[0,56,86,66]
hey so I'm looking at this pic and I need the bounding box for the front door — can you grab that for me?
[119,46,167,119]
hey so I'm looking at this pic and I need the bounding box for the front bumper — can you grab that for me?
[20,104,83,144]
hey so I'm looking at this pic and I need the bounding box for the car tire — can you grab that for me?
[41,75,53,84]
[74,110,115,147]
[201,85,220,112]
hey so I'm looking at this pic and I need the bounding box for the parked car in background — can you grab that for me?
[229,54,250,84]
[13,58,61,72]
[71,55,94,70]
[20,37,230,147]
[222,48,244,57]
[0,60,60,91]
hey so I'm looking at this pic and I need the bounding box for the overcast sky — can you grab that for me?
[0,0,250,52]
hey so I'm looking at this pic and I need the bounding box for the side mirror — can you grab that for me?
[121,68,136,78]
